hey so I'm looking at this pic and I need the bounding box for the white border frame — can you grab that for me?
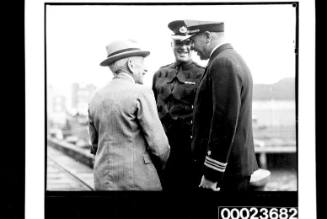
[25,1,316,219]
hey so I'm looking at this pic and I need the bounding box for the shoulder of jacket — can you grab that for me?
[210,53,234,66]
[158,62,176,70]
[134,86,156,103]
[90,85,106,99]
[153,63,176,78]
[134,84,153,95]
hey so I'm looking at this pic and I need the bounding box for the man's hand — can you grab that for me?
[199,175,220,191]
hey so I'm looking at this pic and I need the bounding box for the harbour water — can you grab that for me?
[252,100,296,127]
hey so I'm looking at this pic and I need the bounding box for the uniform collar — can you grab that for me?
[114,72,135,83]
[209,42,227,58]
[209,43,233,62]
[174,60,194,70]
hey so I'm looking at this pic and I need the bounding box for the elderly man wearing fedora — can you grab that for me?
[88,39,170,190]
[167,20,259,192]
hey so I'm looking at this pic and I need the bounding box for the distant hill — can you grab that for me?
[253,77,295,100]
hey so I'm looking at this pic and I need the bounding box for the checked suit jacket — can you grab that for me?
[88,73,170,190]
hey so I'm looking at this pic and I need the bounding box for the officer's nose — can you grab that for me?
[180,44,188,49]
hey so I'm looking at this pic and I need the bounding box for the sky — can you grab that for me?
[46,4,296,96]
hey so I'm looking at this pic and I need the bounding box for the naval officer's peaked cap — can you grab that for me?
[168,20,224,40]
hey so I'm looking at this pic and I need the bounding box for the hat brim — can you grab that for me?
[100,50,150,66]
[171,34,193,41]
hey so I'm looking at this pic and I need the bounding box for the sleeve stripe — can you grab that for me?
[205,159,226,169]
[206,156,227,167]
[204,162,226,172]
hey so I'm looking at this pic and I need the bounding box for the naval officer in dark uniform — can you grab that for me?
[152,23,205,191]
[168,20,258,192]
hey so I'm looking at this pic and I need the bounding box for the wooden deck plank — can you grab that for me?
[47,146,94,191]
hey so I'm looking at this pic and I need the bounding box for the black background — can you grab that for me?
[315,0,324,219]
[46,191,297,219]
[4,1,25,219]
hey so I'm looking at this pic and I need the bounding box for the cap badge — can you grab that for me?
[179,26,187,34]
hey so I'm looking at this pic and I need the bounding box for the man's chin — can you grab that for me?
[176,56,191,62]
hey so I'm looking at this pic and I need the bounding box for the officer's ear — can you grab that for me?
[127,58,135,73]
[204,31,212,43]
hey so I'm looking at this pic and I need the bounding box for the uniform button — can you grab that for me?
[191,105,194,109]
[190,120,193,124]
[190,135,193,139]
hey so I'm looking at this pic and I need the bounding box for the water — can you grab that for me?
[252,100,296,127]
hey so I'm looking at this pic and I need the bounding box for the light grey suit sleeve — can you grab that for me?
[136,88,170,168]
[88,108,98,155]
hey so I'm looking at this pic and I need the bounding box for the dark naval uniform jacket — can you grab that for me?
[191,43,258,188]
[152,61,204,190]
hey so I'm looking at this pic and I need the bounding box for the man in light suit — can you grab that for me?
[168,20,258,192]
[88,39,170,190]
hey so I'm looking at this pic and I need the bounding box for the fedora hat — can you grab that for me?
[100,39,150,66]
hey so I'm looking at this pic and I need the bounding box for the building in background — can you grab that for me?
[71,83,97,115]
[47,83,97,143]
[47,85,67,127]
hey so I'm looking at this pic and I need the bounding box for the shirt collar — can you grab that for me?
[209,41,226,58]
[115,72,135,83]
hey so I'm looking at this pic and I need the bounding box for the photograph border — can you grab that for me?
[43,2,302,219]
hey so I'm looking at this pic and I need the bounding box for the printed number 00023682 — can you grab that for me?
[218,207,298,219]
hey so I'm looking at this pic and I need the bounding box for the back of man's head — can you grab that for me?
[109,57,130,74]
